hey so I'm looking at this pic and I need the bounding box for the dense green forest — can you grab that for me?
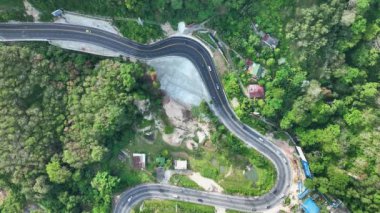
[0,0,379,212]
[210,1,380,212]
[0,0,32,22]
[0,43,147,212]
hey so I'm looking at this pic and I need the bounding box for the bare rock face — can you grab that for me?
[146,56,210,107]
[161,97,210,148]
[196,130,207,144]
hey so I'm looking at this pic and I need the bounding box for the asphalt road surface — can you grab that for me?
[0,23,292,212]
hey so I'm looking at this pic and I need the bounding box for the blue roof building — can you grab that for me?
[301,160,312,178]
[296,146,313,178]
[302,198,320,213]
[51,9,63,17]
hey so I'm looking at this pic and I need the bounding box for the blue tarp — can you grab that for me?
[301,160,312,178]
[51,9,63,17]
[302,198,320,213]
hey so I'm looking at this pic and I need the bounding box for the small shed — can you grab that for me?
[262,34,279,49]
[174,160,187,170]
[51,9,63,17]
[302,198,320,213]
[132,153,146,170]
[247,84,265,99]
[247,63,265,79]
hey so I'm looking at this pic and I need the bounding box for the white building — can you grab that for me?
[174,160,187,170]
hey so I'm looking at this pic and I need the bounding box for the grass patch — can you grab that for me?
[139,118,154,129]
[190,149,229,180]
[169,174,202,190]
[0,0,32,22]
[273,131,290,141]
[284,196,291,206]
[189,142,275,196]
[226,210,243,213]
[132,199,214,213]
[158,109,175,134]
[123,131,188,173]
[164,125,175,134]
[114,20,163,43]
[194,32,217,49]
[0,0,23,8]
[220,169,257,195]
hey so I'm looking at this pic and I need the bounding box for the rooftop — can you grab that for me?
[247,63,265,79]
[302,198,320,213]
[247,84,265,99]
[174,160,187,170]
[262,34,279,49]
[132,153,146,170]
[51,9,63,17]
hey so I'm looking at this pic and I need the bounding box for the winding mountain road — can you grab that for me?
[0,23,292,212]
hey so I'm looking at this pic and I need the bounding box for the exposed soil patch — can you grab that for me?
[161,22,176,36]
[213,50,228,75]
[161,96,211,148]
[188,172,224,193]
[24,0,40,21]
[0,189,7,205]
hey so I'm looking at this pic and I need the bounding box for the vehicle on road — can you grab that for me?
[216,84,220,90]
[85,29,91,33]
[283,158,288,164]
[127,196,133,203]
[208,66,212,71]
[197,198,203,202]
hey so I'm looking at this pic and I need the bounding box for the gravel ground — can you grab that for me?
[24,0,40,21]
